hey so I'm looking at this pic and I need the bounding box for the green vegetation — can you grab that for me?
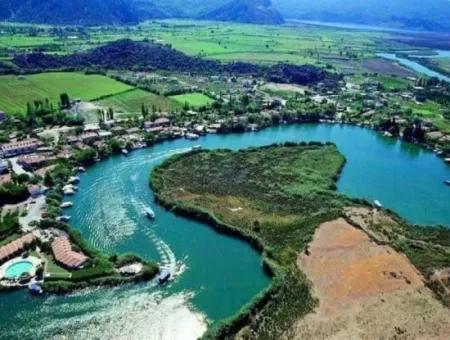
[152,143,348,338]
[96,88,182,116]
[170,92,214,108]
[0,72,132,115]
[0,213,20,241]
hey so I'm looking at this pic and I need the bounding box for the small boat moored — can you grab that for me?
[145,207,156,219]
[68,176,80,184]
[60,202,73,209]
[29,283,43,296]
[56,215,71,222]
[373,200,383,209]
[185,133,199,140]
[158,269,171,285]
[445,180,450,186]
[122,149,129,156]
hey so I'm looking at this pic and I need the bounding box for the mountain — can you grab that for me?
[200,0,284,25]
[0,0,156,25]
[273,0,450,32]
[0,0,284,26]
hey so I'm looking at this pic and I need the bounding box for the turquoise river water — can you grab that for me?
[1,123,450,339]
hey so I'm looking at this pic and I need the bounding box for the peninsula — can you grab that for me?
[151,143,450,338]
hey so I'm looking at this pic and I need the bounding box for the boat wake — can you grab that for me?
[35,290,207,340]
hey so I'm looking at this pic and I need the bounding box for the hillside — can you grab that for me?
[200,0,284,25]
[0,0,158,25]
[273,0,450,32]
[0,0,284,26]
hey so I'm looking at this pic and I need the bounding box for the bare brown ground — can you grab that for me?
[288,218,450,339]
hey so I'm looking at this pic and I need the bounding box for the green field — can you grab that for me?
[170,92,214,108]
[0,20,402,68]
[406,100,450,133]
[96,88,182,115]
[436,58,450,73]
[0,72,132,115]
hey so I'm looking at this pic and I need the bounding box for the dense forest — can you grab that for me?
[11,39,334,86]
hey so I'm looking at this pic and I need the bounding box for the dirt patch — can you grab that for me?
[290,218,450,339]
[262,82,307,94]
[361,58,415,77]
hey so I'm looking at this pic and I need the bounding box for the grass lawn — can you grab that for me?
[43,253,71,279]
[96,88,182,115]
[170,92,214,108]
[0,72,133,115]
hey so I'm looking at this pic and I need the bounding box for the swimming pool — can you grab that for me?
[5,261,33,279]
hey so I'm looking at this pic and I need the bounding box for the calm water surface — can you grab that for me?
[1,124,450,339]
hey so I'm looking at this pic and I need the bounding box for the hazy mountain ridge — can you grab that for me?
[200,0,284,25]
[272,0,450,32]
[0,0,283,25]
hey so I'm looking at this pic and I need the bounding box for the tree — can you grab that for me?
[107,107,114,121]
[60,93,71,109]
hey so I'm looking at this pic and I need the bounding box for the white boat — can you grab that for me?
[56,215,71,222]
[63,184,77,191]
[122,149,129,156]
[63,189,75,195]
[68,176,80,184]
[78,166,86,172]
[185,133,199,140]
[60,202,73,208]
[445,180,450,186]
[374,200,383,209]
[145,207,156,219]
[158,269,171,285]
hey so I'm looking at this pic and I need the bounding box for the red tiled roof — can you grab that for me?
[51,237,88,269]
[0,234,35,263]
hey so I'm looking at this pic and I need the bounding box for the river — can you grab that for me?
[1,123,450,339]
[377,52,450,82]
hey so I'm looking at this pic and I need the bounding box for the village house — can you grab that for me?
[0,139,40,158]
[17,154,53,171]
[51,237,88,269]
[144,118,171,131]
[79,132,99,145]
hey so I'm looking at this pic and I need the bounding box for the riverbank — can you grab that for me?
[151,143,450,338]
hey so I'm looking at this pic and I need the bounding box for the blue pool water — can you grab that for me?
[6,261,33,279]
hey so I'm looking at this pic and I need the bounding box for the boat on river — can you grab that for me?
[145,207,156,219]
[374,200,383,209]
[60,202,73,209]
[158,269,171,285]
[122,149,129,156]
[28,283,43,296]
[445,158,450,163]
[56,215,71,222]
[445,180,450,186]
